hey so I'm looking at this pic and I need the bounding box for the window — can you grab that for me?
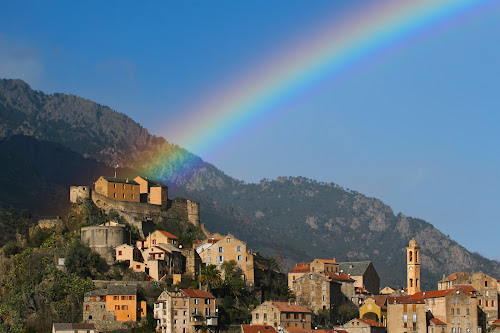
[205,308,210,316]
[256,313,259,320]
[457,298,460,305]
[403,305,407,312]
[236,246,242,252]
[122,305,128,310]
[485,280,488,287]
[413,314,417,323]
[205,298,210,305]
[457,318,460,325]
[86,305,89,311]
[310,274,313,280]
[114,296,119,300]
[322,284,327,291]
[413,305,416,312]
[122,193,125,198]
[451,308,454,315]
[136,265,141,269]
[113,183,116,188]
[486,300,489,307]
[115,305,120,310]
[264,314,267,320]
[294,314,299,319]
[103,315,107,320]
[194,299,199,305]
[403,314,408,328]
[206,257,211,264]
[218,247,224,253]
[466,308,469,315]
[466,298,469,305]
[457,308,460,315]
[121,296,127,300]
[452,318,454,324]
[129,296,135,300]
[113,193,116,198]
[217,256,224,263]
[322,295,326,301]
[227,238,231,243]
[486,290,489,297]
[131,194,134,199]
[409,251,413,262]
[410,279,413,287]
[451,298,455,305]
[479,299,482,306]
[122,184,125,189]
[88,316,92,320]
[131,185,134,190]
[237,255,242,261]
[286,314,290,319]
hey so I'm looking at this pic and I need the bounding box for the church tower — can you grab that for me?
[407,238,421,295]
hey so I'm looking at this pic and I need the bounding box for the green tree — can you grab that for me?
[221,260,240,281]
[65,239,108,279]
[199,264,223,291]
[337,304,359,324]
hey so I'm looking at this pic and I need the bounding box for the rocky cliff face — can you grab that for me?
[1,79,498,290]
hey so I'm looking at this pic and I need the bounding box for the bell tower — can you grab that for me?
[407,238,421,295]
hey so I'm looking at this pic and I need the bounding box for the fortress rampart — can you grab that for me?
[81,224,129,263]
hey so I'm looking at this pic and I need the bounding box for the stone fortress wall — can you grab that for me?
[70,185,201,236]
[81,224,129,263]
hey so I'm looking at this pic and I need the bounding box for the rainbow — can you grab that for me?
[139,0,493,182]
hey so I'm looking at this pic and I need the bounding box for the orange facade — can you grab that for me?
[105,294,146,322]
[95,176,140,203]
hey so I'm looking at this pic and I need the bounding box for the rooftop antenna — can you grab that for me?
[114,165,119,178]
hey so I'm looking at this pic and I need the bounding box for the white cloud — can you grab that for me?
[0,35,43,84]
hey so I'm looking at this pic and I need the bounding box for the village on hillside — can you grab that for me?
[42,176,500,333]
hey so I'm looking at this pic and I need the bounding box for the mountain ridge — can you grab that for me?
[0,78,497,290]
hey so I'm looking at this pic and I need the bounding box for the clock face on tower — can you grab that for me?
[408,266,413,271]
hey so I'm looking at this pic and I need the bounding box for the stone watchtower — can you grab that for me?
[407,238,421,295]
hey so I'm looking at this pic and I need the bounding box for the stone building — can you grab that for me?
[181,247,202,279]
[134,176,168,207]
[291,272,343,315]
[81,222,129,263]
[386,295,426,333]
[94,176,140,203]
[195,233,281,287]
[153,289,217,333]
[414,287,479,332]
[339,261,380,295]
[341,318,386,333]
[251,301,312,331]
[438,271,499,326]
[83,284,147,332]
[139,230,178,249]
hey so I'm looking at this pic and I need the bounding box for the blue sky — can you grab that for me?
[1,1,500,260]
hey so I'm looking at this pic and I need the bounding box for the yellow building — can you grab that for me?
[133,176,168,207]
[406,238,421,295]
[94,176,140,202]
[359,296,388,326]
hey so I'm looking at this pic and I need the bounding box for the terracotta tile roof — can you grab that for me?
[430,318,446,326]
[438,272,465,282]
[242,325,278,333]
[316,259,338,264]
[411,289,455,299]
[158,230,178,239]
[387,296,425,304]
[290,263,311,273]
[358,318,385,327]
[326,272,355,282]
[272,302,311,313]
[372,295,388,310]
[181,289,215,299]
[455,285,476,294]
[285,327,307,333]
[492,319,500,325]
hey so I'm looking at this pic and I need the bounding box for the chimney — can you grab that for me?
[333,257,337,262]
[126,178,129,183]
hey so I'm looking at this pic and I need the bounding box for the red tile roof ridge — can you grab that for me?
[430,318,446,326]
[325,272,355,282]
[411,289,456,299]
[358,318,385,327]
[181,289,215,299]
[158,230,178,239]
